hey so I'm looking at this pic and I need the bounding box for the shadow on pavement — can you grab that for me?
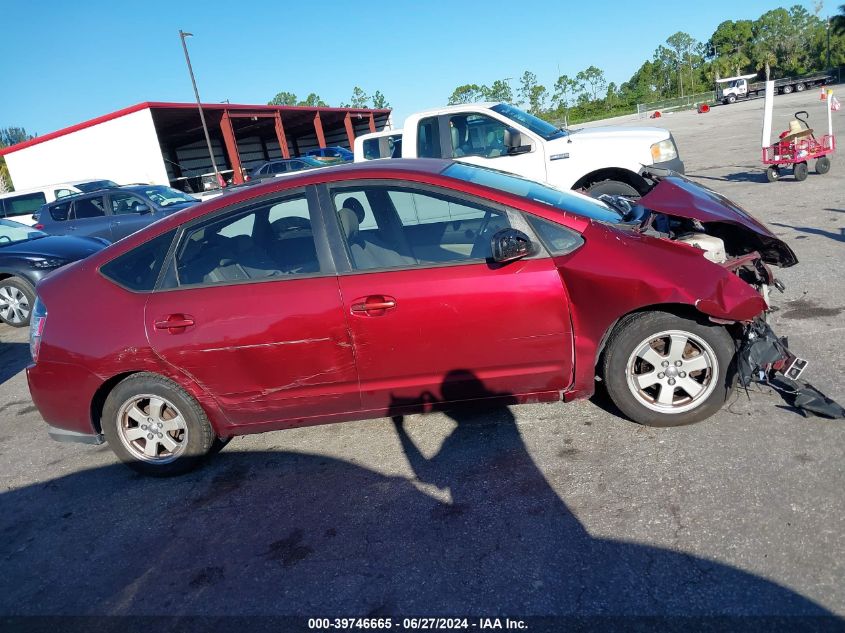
[0,341,30,387]
[0,370,837,619]
[772,222,845,244]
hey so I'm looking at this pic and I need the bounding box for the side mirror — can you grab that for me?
[504,128,533,155]
[135,204,151,215]
[491,228,534,263]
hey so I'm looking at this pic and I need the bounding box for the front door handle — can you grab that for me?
[155,314,195,333]
[350,295,397,315]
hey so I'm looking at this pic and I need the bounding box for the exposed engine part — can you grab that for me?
[675,232,727,263]
[736,320,844,419]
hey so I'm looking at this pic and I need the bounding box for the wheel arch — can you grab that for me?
[593,302,741,377]
[571,167,649,195]
[90,368,229,435]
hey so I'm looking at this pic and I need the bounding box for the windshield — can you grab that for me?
[75,180,118,193]
[138,186,198,207]
[491,103,567,141]
[0,219,47,246]
[444,163,620,223]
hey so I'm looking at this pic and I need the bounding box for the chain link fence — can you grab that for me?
[636,91,715,118]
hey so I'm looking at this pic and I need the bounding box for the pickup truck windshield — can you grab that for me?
[444,163,620,223]
[491,103,567,141]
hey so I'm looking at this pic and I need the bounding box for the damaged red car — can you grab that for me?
[27,159,800,475]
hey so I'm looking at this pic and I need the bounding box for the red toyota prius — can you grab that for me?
[27,159,798,475]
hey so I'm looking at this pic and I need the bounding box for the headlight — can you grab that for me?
[650,138,678,163]
[30,258,69,269]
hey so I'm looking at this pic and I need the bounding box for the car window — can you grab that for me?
[526,215,584,255]
[70,196,106,219]
[271,162,287,174]
[54,189,75,199]
[100,230,176,291]
[289,161,305,171]
[0,192,46,218]
[175,193,322,287]
[111,192,149,215]
[449,114,509,159]
[417,117,441,158]
[331,185,518,271]
[49,201,72,221]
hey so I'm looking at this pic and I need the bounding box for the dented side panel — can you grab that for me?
[144,277,361,427]
[558,223,768,398]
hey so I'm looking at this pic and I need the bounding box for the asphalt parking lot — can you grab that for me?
[0,91,843,622]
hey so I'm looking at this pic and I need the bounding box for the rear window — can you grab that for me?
[0,192,47,218]
[75,180,118,193]
[100,230,176,291]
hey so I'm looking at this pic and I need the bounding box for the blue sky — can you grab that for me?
[0,0,830,136]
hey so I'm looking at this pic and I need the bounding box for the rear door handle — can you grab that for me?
[155,314,195,333]
[350,295,397,315]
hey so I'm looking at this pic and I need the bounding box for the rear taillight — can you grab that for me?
[29,298,47,363]
[34,224,44,230]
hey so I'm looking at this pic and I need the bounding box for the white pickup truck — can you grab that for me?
[354,102,684,197]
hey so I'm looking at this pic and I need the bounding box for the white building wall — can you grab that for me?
[4,108,169,190]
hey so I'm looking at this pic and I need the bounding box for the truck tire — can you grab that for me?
[795,83,805,92]
[726,94,737,104]
[782,85,793,95]
[585,180,640,199]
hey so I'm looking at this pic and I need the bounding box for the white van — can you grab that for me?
[0,179,118,226]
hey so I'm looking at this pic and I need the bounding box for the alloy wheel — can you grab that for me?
[625,330,719,414]
[116,394,189,463]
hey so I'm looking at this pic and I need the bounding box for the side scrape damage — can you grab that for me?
[737,320,845,419]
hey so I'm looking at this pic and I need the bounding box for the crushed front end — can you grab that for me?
[626,172,844,419]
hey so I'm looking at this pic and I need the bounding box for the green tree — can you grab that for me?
[0,127,34,192]
[834,4,845,35]
[350,86,369,108]
[576,66,606,102]
[666,32,698,96]
[268,91,298,106]
[448,84,485,104]
[372,90,391,109]
[300,93,328,107]
[483,79,513,103]
[518,71,539,107]
[552,74,578,110]
[527,84,548,115]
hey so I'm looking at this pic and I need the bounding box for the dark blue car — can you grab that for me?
[34,185,199,242]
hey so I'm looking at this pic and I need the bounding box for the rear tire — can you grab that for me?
[795,83,805,92]
[603,312,735,427]
[0,276,35,327]
[102,372,216,476]
[584,179,640,199]
[815,156,831,175]
[794,161,808,181]
[782,85,793,95]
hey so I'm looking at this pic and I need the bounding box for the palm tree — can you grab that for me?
[833,4,845,36]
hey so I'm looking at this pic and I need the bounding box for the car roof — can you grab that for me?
[410,102,499,117]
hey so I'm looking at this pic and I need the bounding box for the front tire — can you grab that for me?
[0,276,35,327]
[603,312,735,427]
[102,373,216,476]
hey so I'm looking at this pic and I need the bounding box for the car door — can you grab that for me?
[66,195,111,239]
[145,188,360,428]
[108,191,156,240]
[323,181,574,414]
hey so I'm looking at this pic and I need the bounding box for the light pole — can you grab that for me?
[179,30,221,187]
[827,17,831,72]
